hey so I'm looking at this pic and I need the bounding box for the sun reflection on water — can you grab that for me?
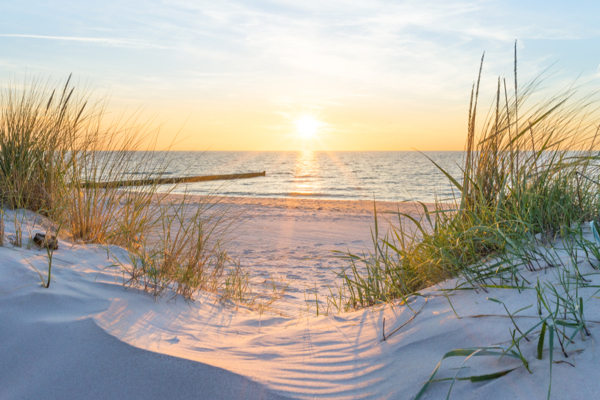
[291,151,322,196]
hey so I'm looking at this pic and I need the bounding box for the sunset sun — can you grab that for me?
[295,116,322,138]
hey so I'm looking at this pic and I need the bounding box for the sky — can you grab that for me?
[1,0,600,151]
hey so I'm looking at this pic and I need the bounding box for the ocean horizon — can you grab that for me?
[148,151,465,203]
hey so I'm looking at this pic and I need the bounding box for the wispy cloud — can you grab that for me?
[0,34,163,49]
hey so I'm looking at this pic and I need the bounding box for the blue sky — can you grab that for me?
[1,1,599,150]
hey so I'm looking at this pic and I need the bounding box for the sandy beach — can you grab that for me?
[181,195,432,316]
[2,197,599,400]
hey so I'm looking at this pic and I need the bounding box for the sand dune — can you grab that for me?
[1,201,598,399]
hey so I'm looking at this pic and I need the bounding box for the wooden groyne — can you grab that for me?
[81,171,266,189]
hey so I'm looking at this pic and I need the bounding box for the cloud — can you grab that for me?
[0,34,163,49]
[3,1,599,109]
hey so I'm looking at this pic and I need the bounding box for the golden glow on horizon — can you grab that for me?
[295,116,322,139]
[125,102,467,152]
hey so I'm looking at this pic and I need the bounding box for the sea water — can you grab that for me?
[147,151,464,203]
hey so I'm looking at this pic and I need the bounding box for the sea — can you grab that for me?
[148,151,464,203]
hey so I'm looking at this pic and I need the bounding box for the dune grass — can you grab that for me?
[0,76,263,304]
[413,224,599,400]
[334,48,600,310]
[331,45,600,398]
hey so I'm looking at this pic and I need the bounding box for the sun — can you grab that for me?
[295,116,322,138]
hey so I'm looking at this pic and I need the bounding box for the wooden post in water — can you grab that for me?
[81,171,266,189]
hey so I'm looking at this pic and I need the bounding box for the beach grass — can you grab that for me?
[335,48,600,309]
[0,76,257,303]
[332,45,600,398]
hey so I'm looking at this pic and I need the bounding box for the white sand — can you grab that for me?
[209,196,426,315]
[1,202,599,399]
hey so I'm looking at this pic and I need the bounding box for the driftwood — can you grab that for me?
[81,171,266,189]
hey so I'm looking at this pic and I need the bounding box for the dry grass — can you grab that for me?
[0,76,267,305]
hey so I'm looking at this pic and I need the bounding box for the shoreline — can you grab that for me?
[162,193,440,215]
